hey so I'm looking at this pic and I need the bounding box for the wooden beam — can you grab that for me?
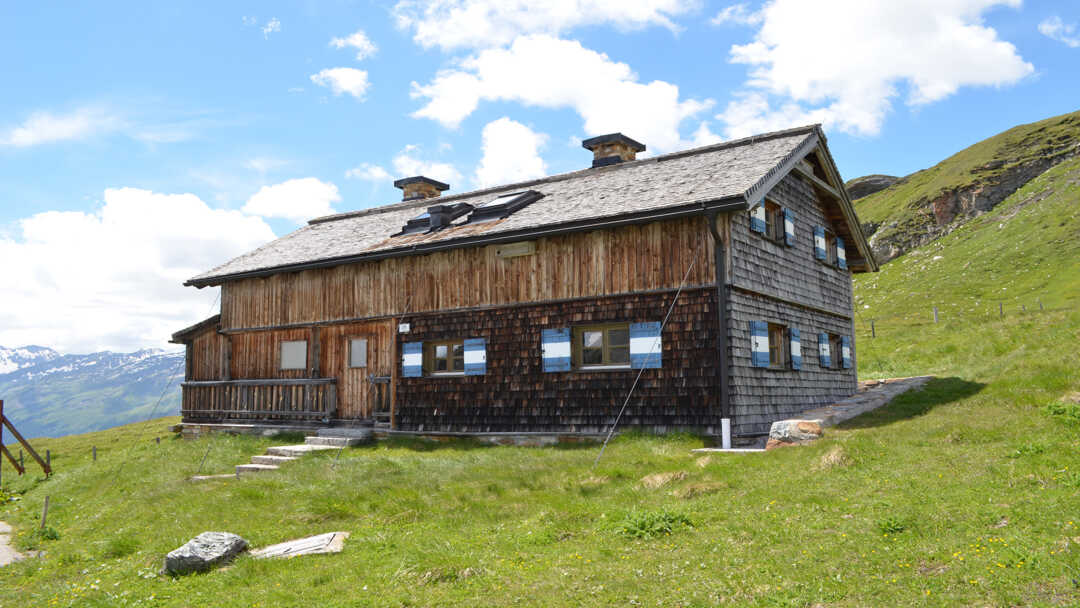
[793,163,842,200]
[1,401,51,475]
[1,443,24,475]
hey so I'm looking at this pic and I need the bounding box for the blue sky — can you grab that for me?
[1,0,1078,353]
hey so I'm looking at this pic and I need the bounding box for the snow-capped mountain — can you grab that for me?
[0,345,184,439]
[0,345,61,374]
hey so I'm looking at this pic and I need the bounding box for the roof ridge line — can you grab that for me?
[308,124,820,226]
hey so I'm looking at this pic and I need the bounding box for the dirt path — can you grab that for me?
[0,521,24,566]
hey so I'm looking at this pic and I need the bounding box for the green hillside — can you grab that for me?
[858,109,1080,262]
[2,141,1079,606]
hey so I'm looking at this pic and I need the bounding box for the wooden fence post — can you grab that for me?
[1038,299,1044,311]
[933,307,939,323]
[92,446,97,462]
[999,302,1004,318]
[871,320,876,339]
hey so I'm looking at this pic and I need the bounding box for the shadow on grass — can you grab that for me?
[838,376,985,429]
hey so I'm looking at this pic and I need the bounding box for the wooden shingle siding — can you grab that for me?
[394,289,724,435]
[731,174,851,316]
[220,217,715,331]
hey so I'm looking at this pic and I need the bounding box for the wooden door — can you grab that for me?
[333,321,394,419]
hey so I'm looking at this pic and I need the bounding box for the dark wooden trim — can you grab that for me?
[707,212,731,422]
[218,285,718,334]
[182,378,336,387]
[730,284,852,320]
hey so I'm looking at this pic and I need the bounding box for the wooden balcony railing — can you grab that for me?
[181,378,337,422]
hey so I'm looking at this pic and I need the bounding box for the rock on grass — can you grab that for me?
[639,471,687,489]
[163,532,248,576]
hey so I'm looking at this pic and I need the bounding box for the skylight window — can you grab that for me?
[397,211,432,236]
[393,203,474,237]
[468,190,543,223]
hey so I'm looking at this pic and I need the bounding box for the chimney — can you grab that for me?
[394,176,449,201]
[582,133,646,168]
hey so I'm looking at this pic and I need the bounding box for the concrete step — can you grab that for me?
[305,436,365,447]
[236,463,279,475]
[317,427,374,439]
[266,444,338,457]
[251,455,298,466]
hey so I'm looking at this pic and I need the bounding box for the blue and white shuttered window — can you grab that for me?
[629,322,662,369]
[401,338,487,377]
[541,328,571,372]
[840,335,852,369]
[790,328,802,370]
[813,226,828,261]
[402,342,423,377]
[817,333,831,368]
[750,201,767,234]
[544,322,662,371]
[783,208,795,246]
[750,321,794,369]
[836,237,847,270]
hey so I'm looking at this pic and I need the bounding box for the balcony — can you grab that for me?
[181,378,337,422]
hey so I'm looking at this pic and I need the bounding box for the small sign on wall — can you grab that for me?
[398,322,411,334]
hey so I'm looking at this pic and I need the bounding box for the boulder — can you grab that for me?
[765,419,824,450]
[163,532,248,575]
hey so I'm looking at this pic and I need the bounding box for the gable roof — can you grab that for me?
[186,125,875,287]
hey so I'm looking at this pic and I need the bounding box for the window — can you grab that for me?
[829,334,844,369]
[425,339,465,374]
[280,340,307,370]
[573,324,630,368]
[468,190,543,223]
[824,230,838,265]
[768,323,788,368]
[764,201,784,242]
[349,338,368,368]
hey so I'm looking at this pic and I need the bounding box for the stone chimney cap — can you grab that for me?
[581,133,646,153]
[393,176,450,191]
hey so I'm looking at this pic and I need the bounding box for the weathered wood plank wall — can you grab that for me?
[189,326,229,381]
[229,328,311,379]
[219,217,715,330]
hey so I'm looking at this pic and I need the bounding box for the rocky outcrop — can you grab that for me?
[163,532,248,575]
[846,174,899,200]
[868,143,1080,263]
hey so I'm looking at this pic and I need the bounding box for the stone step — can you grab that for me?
[236,463,279,475]
[251,455,298,466]
[266,444,338,458]
[317,427,374,439]
[305,436,365,447]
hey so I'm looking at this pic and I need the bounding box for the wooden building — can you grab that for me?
[172,126,877,444]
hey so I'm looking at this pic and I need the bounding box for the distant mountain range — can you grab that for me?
[0,345,183,439]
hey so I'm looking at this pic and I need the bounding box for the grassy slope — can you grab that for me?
[2,169,1079,606]
[857,109,1080,237]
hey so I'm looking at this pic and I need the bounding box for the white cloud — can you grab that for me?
[715,0,1033,138]
[0,107,123,147]
[243,157,289,173]
[242,178,342,223]
[0,189,276,353]
[330,30,379,60]
[242,16,257,26]
[411,34,712,152]
[710,3,762,26]
[474,117,548,187]
[392,145,463,185]
[262,17,281,39]
[310,68,371,100]
[1039,16,1080,48]
[345,163,392,181]
[393,0,694,51]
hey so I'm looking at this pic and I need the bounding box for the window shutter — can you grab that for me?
[814,226,827,260]
[750,321,769,368]
[463,338,487,375]
[837,237,847,269]
[750,202,766,233]
[790,327,801,370]
[818,332,830,368]
[783,208,795,246]
[402,341,423,377]
[630,322,662,369]
[541,328,571,372]
[841,335,852,369]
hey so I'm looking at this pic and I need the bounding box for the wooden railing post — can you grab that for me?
[0,399,51,475]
